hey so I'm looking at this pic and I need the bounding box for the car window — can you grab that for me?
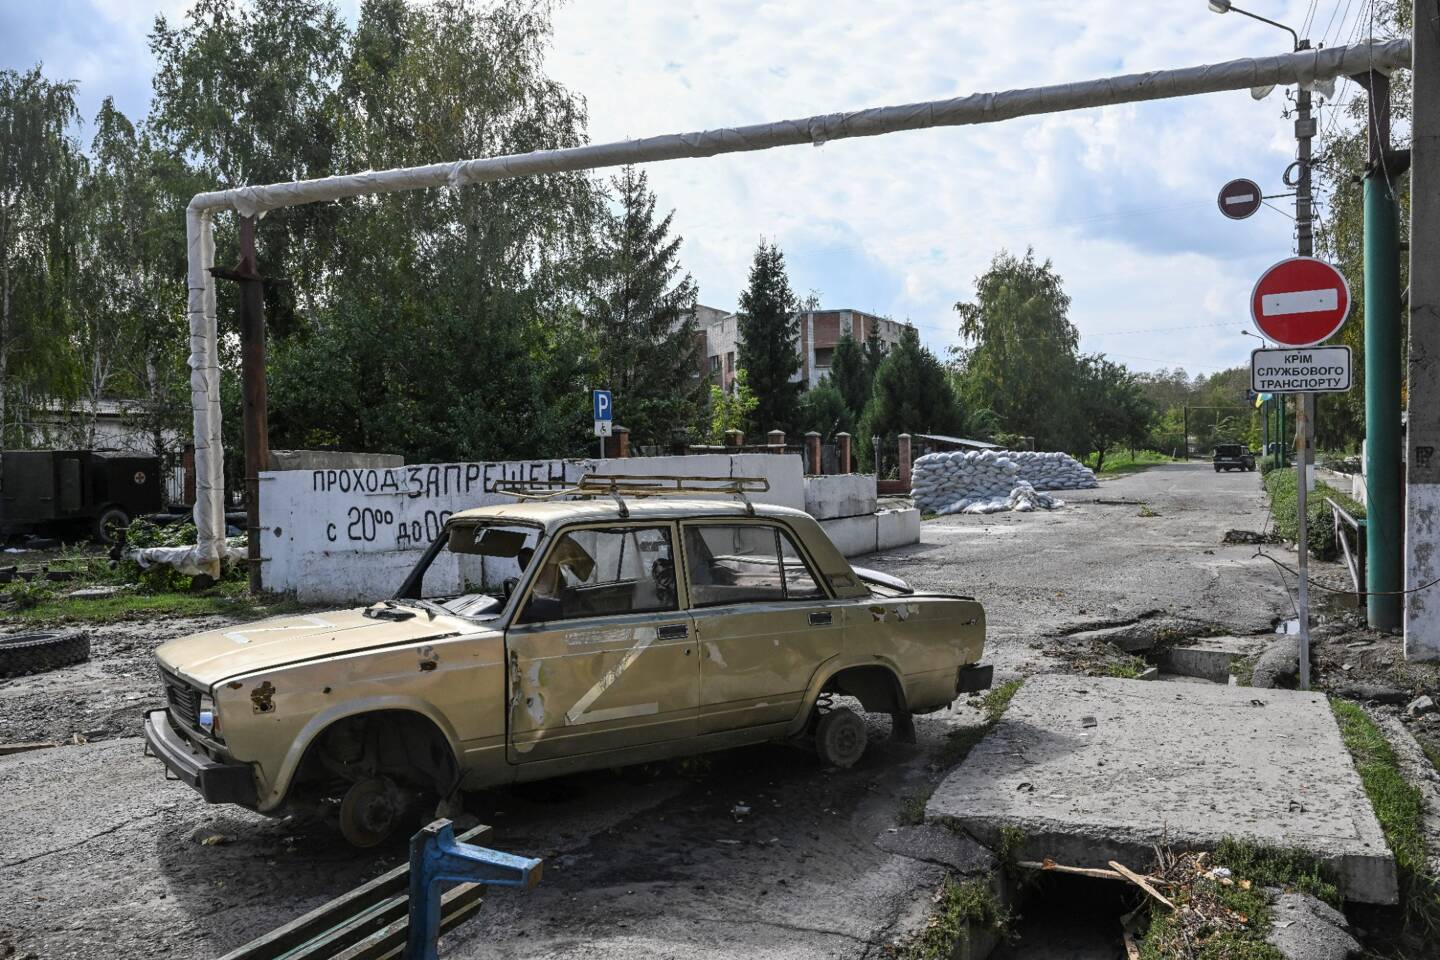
[683,523,825,607]
[412,522,541,619]
[517,526,677,624]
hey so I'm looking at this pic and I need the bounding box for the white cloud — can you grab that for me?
[547,0,1358,374]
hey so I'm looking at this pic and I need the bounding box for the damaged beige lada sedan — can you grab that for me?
[144,480,989,846]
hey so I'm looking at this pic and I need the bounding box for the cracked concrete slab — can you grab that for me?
[926,675,1398,905]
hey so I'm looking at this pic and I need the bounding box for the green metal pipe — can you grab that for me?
[1364,172,1402,630]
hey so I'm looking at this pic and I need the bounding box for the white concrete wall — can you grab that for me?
[260,453,805,603]
[820,508,921,558]
[804,474,878,520]
[260,459,584,603]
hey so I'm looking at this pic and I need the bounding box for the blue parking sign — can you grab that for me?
[593,389,612,422]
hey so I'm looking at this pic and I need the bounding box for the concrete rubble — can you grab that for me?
[926,675,1399,905]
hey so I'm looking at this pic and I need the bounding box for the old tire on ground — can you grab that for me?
[94,506,130,545]
[815,707,867,768]
[0,631,90,677]
[338,776,403,848]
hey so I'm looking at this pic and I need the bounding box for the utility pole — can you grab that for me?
[1354,66,1405,631]
[1297,394,1312,688]
[1406,0,1440,659]
[211,216,269,593]
[1293,42,1321,486]
[1183,405,1190,460]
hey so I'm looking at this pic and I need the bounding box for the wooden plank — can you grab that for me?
[218,825,491,960]
[1108,860,1175,911]
[1017,859,1127,881]
[330,882,486,960]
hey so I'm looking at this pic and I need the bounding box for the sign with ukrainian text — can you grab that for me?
[1250,346,1352,394]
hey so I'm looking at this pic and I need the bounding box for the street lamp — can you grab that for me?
[1206,0,1302,51]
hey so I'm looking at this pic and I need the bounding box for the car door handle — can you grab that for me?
[808,611,833,626]
[658,624,689,641]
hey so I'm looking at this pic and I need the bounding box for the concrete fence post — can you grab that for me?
[898,434,913,490]
[805,431,822,475]
[724,429,745,448]
[836,432,852,474]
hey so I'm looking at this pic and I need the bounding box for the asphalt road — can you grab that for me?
[884,462,1301,675]
[0,463,1298,960]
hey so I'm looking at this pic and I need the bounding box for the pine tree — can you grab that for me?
[587,166,704,446]
[737,241,802,435]
[828,333,869,418]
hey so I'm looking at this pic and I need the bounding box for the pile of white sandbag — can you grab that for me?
[911,448,1097,516]
[1004,451,1099,491]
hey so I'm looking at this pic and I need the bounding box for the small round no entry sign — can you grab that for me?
[1217,178,1262,220]
[1250,256,1351,347]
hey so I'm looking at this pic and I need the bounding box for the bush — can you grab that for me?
[1263,469,1365,561]
[117,518,246,592]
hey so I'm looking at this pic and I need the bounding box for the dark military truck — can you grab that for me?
[1212,443,1256,473]
[0,450,163,543]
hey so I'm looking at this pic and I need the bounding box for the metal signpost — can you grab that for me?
[1217,177,1263,220]
[593,389,613,460]
[1248,257,1353,689]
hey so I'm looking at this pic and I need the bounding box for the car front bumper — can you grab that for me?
[142,709,257,806]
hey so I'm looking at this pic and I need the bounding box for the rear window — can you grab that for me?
[1215,445,1243,456]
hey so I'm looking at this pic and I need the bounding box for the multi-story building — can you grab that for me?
[692,306,914,393]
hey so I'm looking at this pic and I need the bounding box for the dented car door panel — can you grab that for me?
[505,612,698,761]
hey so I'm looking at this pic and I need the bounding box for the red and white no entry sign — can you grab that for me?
[1249,256,1352,347]
[1217,178,1262,220]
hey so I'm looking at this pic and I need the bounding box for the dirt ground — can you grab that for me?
[1,462,1433,960]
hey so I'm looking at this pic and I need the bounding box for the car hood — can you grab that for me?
[155,606,476,689]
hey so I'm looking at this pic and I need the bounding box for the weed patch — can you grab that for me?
[1331,699,1440,940]
[932,680,1023,777]
[1264,471,1365,560]
[1137,842,1335,960]
[893,875,1011,960]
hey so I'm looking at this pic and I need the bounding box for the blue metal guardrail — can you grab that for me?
[218,819,542,960]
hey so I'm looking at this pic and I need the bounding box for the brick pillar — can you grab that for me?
[767,429,785,452]
[805,431,822,475]
[613,426,630,458]
[898,433,913,490]
[836,432,852,473]
[725,429,745,448]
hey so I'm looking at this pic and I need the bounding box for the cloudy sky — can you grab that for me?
[2,0,1380,374]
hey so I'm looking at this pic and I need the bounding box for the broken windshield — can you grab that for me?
[393,520,543,620]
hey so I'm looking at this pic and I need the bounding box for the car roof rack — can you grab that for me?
[493,474,771,518]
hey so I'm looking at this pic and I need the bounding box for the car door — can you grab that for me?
[505,522,698,763]
[680,520,845,735]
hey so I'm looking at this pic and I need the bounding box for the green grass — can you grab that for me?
[934,680,1024,773]
[895,875,1011,960]
[1331,699,1440,940]
[1212,838,1339,905]
[1263,469,1366,561]
[0,578,306,625]
[1084,450,1176,476]
[898,791,931,826]
[1104,651,1151,679]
